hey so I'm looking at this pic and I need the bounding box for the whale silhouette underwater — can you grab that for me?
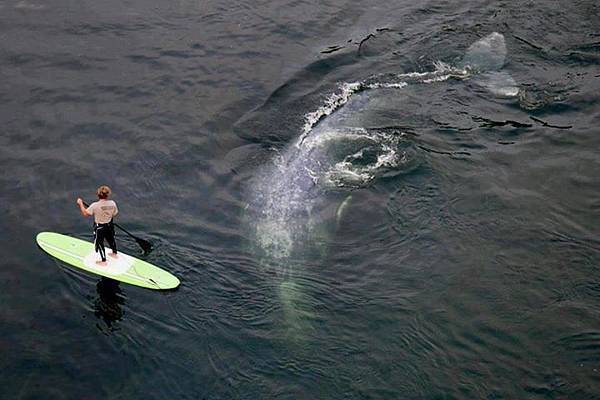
[244,32,518,336]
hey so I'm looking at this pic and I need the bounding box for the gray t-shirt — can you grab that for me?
[86,200,118,224]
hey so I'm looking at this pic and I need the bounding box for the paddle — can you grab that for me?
[83,201,153,254]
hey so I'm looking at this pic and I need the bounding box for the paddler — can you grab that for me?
[76,185,119,265]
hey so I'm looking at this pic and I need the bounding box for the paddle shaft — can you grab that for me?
[82,200,152,253]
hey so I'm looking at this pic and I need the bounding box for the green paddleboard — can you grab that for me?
[36,232,180,290]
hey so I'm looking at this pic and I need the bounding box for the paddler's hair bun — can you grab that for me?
[97,185,111,199]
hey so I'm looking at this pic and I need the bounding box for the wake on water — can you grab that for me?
[246,32,518,336]
[296,62,470,188]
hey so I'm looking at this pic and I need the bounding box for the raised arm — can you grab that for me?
[76,198,92,217]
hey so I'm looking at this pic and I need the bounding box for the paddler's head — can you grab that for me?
[97,185,111,200]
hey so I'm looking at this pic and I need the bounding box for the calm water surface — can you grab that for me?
[1,0,599,398]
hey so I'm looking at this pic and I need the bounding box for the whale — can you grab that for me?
[245,32,518,336]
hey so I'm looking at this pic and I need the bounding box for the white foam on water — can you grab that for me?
[296,62,471,148]
[298,82,362,145]
[324,130,406,187]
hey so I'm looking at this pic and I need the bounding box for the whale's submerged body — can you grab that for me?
[246,32,517,335]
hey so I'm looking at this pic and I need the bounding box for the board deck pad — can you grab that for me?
[36,232,180,290]
[82,251,133,274]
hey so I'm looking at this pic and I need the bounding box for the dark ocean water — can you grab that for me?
[1,0,600,398]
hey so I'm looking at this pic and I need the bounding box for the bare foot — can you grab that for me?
[95,260,107,266]
[109,253,119,259]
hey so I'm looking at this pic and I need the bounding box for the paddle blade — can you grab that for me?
[136,238,153,254]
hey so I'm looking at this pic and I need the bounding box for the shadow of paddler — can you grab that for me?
[94,277,125,331]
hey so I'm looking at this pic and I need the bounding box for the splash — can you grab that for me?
[297,61,470,147]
